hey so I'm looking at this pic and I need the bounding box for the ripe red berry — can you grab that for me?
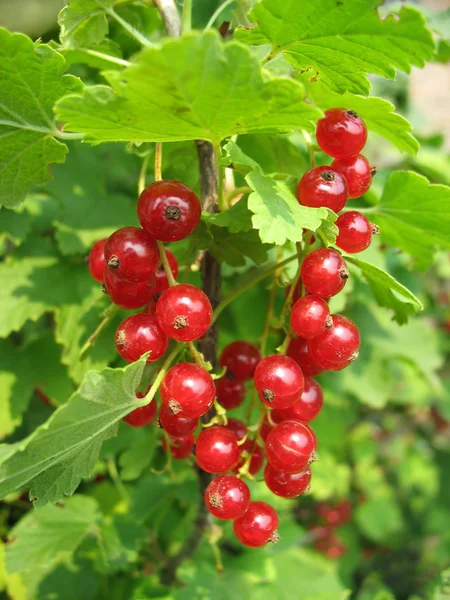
[297,166,349,213]
[103,268,155,309]
[272,377,323,423]
[254,355,304,409]
[123,395,157,427]
[195,426,241,473]
[264,463,311,498]
[205,475,250,520]
[290,295,332,339]
[162,433,194,459]
[316,108,367,159]
[104,227,159,283]
[88,238,107,283]
[158,403,198,436]
[260,417,273,442]
[216,376,246,410]
[220,341,261,381]
[317,499,352,526]
[160,363,215,418]
[266,420,317,473]
[313,526,347,558]
[225,418,248,442]
[332,154,373,198]
[287,337,323,376]
[137,180,201,242]
[336,211,377,254]
[144,294,160,315]
[286,278,303,304]
[115,314,168,363]
[233,502,279,547]
[234,440,265,476]
[300,249,348,298]
[153,249,179,293]
[156,284,212,342]
[308,315,360,371]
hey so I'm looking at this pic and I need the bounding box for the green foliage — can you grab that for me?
[59,0,116,48]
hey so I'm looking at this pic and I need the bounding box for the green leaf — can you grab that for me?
[246,170,337,245]
[236,1,434,95]
[5,495,100,573]
[0,359,147,506]
[346,256,423,324]
[0,30,82,208]
[56,31,321,146]
[369,171,450,269]
[305,81,419,154]
[59,0,115,48]
[209,226,271,267]
[237,133,308,177]
[95,514,146,573]
[204,198,253,234]
[355,495,404,544]
[219,139,263,174]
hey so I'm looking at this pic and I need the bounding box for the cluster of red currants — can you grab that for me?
[307,500,352,559]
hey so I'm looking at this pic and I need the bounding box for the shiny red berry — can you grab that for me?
[156,284,212,342]
[272,377,323,423]
[332,154,373,198]
[225,418,247,441]
[195,426,241,473]
[162,434,194,459]
[220,341,261,381]
[317,499,352,526]
[216,376,246,410]
[254,355,304,409]
[144,294,160,315]
[287,337,323,376]
[297,166,348,213]
[308,315,360,370]
[301,249,348,298]
[266,420,317,473]
[123,393,157,427]
[160,363,215,418]
[336,211,377,254]
[103,268,155,309]
[158,403,198,436]
[233,502,279,547]
[104,226,159,283]
[264,463,311,498]
[205,475,250,520]
[290,295,331,339]
[259,417,273,442]
[234,440,265,476]
[88,238,107,283]
[316,108,367,159]
[137,180,201,242]
[153,249,179,294]
[115,314,168,363]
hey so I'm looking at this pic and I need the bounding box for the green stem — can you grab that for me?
[157,241,177,287]
[138,153,151,195]
[107,457,130,504]
[223,185,251,206]
[260,280,277,357]
[182,0,192,33]
[213,143,225,211]
[54,131,84,141]
[143,345,183,404]
[106,7,153,47]
[302,130,316,168]
[205,0,235,30]
[82,49,132,67]
[261,48,279,65]
[154,142,163,181]
[80,304,120,357]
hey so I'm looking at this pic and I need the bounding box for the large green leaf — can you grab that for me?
[59,0,116,48]
[56,31,321,146]
[0,29,82,208]
[0,359,147,506]
[236,1,434,95]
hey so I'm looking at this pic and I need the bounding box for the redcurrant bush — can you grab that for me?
[266,420,317,473]
[254,354,304,409]
[297,166,348,213]
[336,211,377,254]
[104,226,159,282]
[88,238,107,283]
[205,475,250,520]
[316,108,367,158]
[233,502,279,547]
[264,463,311,498]
[332,154,373,198]
[156,284,212,342]
[160,363,215,418]
[195,426,241,473]
[300,248,348,298]
[115,314,168,363]
[158,403,198,436]
[220,341,261,381]
[308,315,360,370]
[290,295,332,339]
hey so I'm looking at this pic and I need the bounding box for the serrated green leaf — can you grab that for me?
[204,198,253,234]
[346,256,423,324]
[236,1,434,95]
[56,31,321,145]
[6,495,100,573]
[0,30,82,208]
[219,139,262,174]
[368,171,450,269]
[0,359,147,506]
[95,514,146,573]
[59,0,115,49]
[118,426,157,481]
[237,133,308,177]
[209,226,271,267]
[59,40,124,70]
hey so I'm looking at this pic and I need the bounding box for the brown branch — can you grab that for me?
[153,0,181,37]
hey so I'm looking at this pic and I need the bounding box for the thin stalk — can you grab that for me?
[80,304,120,357]
[157,240,177,287]
[259,281,277,357]
[182,0,192,33]
[154,142,163,181]
[302,130,316,168]
[261,48,279,65]
[143,344,183,404]
[214,143,225,211]
[54,131,84,140]
[106,7,153,47]
[205,0,235,31]
[82,49,132,67]
[138,153,151,195]
[107,457,130,504]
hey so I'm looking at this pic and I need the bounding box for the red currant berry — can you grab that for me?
[290,295,332,339]
[316,108,367,159]
[205,475,250,520]
[308,315,360,370]
[195,426,241,473]
[225,418,247,441]
[220,341,261,381]
[158,403,198,436]
[336,211,377,254]
[88,238,107,283]
[272,377,323,423]
[234,440,265,476]
[317,499,352,526]
[115,314,168,363]
[104,227,159,283]
[233,502,279,547]
[160,363,215,418]
[297,166,348,213]
[162,433,194,460]
[264,463,311,498]
[153,249,179,294]
[266,420,317,473]
[287,337,323,376]
[301,248,348,298]
[156,284,212,342]
[332,154,373,198]
[144,293,161,315]
[216,375,246,410]
[137,180,201,242]
[124,395,157,427]
[254,355,304,409]
[103,268,155,309]
[286,278,303,304]
[260,417,273,442]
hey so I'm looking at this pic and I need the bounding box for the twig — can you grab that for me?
[153,0,182,37]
